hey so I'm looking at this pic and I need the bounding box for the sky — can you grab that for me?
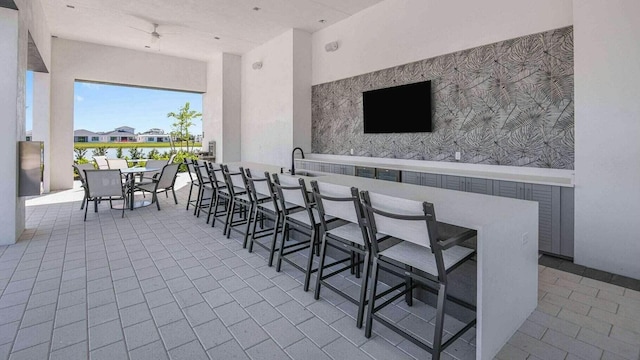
[25,71,203,135]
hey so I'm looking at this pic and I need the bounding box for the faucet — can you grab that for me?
[291,147,305,175]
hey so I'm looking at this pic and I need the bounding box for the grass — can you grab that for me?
[74,142,202,149]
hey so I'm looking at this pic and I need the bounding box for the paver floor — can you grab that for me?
[0,175,638,360]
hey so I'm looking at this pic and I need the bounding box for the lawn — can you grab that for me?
[74,142,202,149]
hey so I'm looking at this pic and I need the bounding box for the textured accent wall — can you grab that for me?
[311,27,574,169]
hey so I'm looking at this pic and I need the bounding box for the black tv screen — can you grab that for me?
[362,81,432,133]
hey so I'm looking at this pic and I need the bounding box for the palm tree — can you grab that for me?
[168,102,202,153]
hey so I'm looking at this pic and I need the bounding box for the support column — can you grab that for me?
[202,53,241,163]
[32,72,50,193]
[0,7,26,244]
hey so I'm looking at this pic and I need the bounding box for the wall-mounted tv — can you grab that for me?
[362,81,432,133]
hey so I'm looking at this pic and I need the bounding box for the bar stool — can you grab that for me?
[272,174,332,292]
[221,165,249,239]
[206,163,230,227]
[311,180,388,328]
[244,170,281,264]
[193,160,214,218]
[184,159,200,211]
[360,190,477,360]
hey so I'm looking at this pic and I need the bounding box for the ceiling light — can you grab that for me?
[319,19,326,23]
[214,36,220,40]
[66,4,75,9]
[145,45,151,48]
[252,61,263,70]
[252,7,261,11]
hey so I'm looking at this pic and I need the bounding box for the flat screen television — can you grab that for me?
[362,81,432,133]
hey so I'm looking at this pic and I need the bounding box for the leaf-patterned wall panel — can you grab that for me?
[311,26,574,169]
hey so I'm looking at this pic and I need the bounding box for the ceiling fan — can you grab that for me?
[130,23,164,43]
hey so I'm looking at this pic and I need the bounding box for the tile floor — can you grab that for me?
[0,175,638,360]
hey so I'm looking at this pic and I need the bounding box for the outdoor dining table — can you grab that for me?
[118,167,160,210]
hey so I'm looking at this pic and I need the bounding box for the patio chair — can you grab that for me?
[73,163,96,210]
[93,155,109,170]
[107,158,129,170]
[360,190,477,360]
[83,169,127,221]
[134,163,180,210]
[140,159,169,183]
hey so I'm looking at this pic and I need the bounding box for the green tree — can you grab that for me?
[168,102,202,153]
[116,148,123,159]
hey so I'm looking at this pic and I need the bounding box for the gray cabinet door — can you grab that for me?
[355,166,376,178]
[441,175,466,191]
[402,171,422,185]
[423,173,441,188]
[465,177,493,195]
[376,168,400,182]
[525,184,561,254]
[560,187,574,258]
[330,164,355,175]
[319,163,331,173]
[493,181,522,199]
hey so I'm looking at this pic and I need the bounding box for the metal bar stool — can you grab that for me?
[184,159,200,211]
[311,180,389,328]
[220,165,249,239]
[360,190,477,360]
[272,174,331,292]
[206,163,230,227]
[193,160,214,218]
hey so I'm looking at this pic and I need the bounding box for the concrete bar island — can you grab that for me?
[236,163,539,359]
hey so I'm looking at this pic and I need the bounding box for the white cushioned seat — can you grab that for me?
[379,242,474,276]
[326,222,384,246]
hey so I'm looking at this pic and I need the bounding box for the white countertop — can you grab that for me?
[299,154,575,187]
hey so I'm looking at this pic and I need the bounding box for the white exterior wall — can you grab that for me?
[203,53,241,162]
[50,39,207,190]
[241,29,311,167]
[312,0,573,85]
[574,1,640,279]
[0,0,50,244]
[32,72,51,192]
[0,8,22,245]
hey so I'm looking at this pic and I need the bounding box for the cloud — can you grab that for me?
[76,96,84,102]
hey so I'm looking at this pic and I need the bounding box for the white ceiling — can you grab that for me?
[41,0,384,61]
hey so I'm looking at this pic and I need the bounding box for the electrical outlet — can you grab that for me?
[455,151,461,161]
[522,232,529,246]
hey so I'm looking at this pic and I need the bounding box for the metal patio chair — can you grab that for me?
[134,163,180,210]
[83,169,127,221]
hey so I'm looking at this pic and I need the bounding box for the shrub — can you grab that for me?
[92,146,108,156]
[173,151,199,172]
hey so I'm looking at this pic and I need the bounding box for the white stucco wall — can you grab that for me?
[32,72,51,193]
[312,0,573,85]
[203,53,241,162]
[0,8,22,245]
[241,29,313,167]
[0,0,50,244]
[574,1,640,279]
[49,39,207,190]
